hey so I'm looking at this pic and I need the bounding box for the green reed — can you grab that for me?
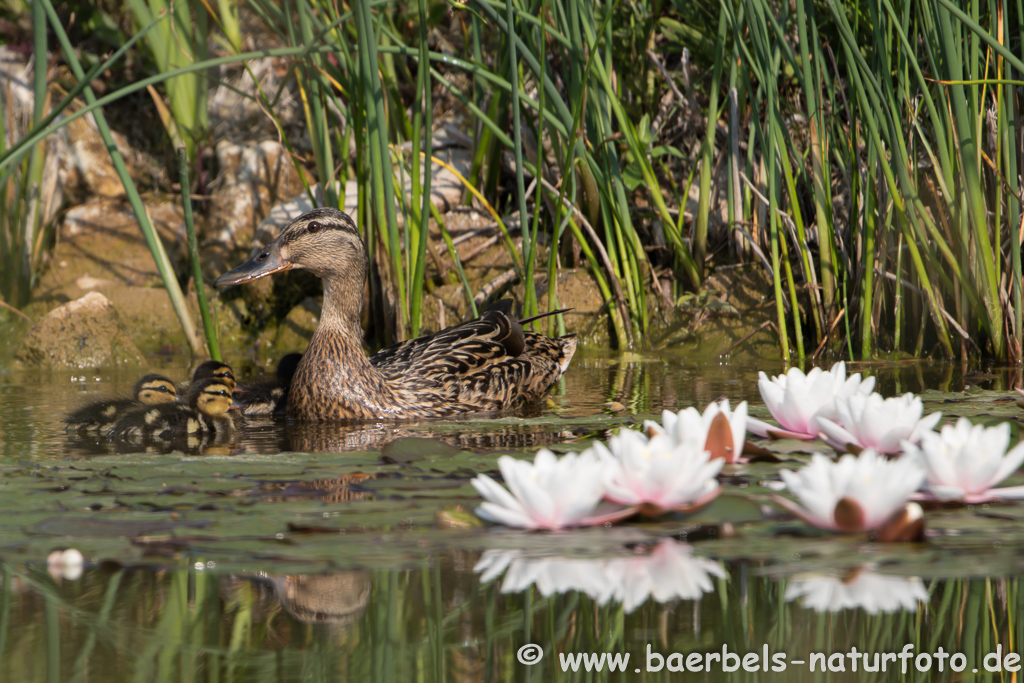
[178,147,221,361]
[724,0,1024,361]
[9,0,1024,359]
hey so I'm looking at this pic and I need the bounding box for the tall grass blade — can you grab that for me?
[178,147,220,361]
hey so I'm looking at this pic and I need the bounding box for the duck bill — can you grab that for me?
[214,244,293,286]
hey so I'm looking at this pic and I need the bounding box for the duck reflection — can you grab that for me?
[255,472,374,503]
[270,419,583,454]
[226,571,372,628]
[784,566,928,614]
[475,538,726,613]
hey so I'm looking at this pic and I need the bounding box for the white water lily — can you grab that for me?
[902,418,1024,503]
[775,449,925,535]
[785,567,928,614]
[472,449,630,530]
[645,400,749,463]
[816,393,941,454]
[596,428,723,516]
[748,361,875,440]
[474,539,725,613]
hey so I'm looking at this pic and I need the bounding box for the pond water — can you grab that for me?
[0,352,1022,681]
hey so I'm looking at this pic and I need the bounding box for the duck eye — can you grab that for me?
[256,251,269,262]
[307,221,321,234]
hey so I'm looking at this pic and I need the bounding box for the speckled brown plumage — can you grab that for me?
[215,208,577,421]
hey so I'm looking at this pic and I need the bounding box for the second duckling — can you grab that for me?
[64,374,177,431]
[232,353,302,416]
[177,360,237,395]
[109,378,235,442]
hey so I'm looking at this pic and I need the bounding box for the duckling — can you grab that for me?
[109,378,235,442]
[178,360,237,394]
[232,353,302,416]
[64,373,177,431]
[214,208,577,420]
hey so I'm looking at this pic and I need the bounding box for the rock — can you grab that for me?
[206,140,312,259]
[254,297,320,364]
[539,269,610,347]
[420,284,471,333]
[38,199,188,290]
[63,104,167,200]
[16,292,144,368]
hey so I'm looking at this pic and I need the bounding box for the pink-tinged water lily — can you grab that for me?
[785,566,928,614]
[645,400,749,463]
[596,428,723,517]
[775,449,925,539]
[816,393,941,454]
[748,362,875,440]
[902,418,1024,503]
[474,539,724,613]
[472,450,633,530]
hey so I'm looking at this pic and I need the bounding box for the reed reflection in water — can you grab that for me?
[0,555,1018,682]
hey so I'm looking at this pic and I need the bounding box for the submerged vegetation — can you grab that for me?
[1,0,1024,361]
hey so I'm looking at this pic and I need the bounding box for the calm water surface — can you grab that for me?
[0,352,1019,681]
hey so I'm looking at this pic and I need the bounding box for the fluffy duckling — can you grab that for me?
[232,353,303,416]
[109,378,235,442]
[178,360,237,394]
[64,374,177,431]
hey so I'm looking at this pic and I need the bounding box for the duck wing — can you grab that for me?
[370,306,525,373]
[368,304,576,416]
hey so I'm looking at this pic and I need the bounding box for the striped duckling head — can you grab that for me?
[190,378,235,417]
[192,360,236,391]
[134,374,177,405]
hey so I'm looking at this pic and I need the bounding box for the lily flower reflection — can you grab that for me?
[474,539,725,613]
[785,567,928,614]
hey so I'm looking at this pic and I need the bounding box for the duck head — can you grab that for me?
[133,374,177,404]
[192,360,236,391]
[190,378,235,417]
[214,208,367,289]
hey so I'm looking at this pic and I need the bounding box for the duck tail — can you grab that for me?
[518,308,573,325]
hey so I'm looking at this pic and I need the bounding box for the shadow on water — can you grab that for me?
[3,557,1020,682]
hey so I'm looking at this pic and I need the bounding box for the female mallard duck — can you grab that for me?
[64,373,177,431]
[214,208,577,420]
[109,378,235,441]
[232,353,302,416]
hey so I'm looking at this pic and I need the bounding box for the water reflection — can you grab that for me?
[783,566,929,614]
[0,559,1016,682]
[475,539,725,612]
[234,571,373,626]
